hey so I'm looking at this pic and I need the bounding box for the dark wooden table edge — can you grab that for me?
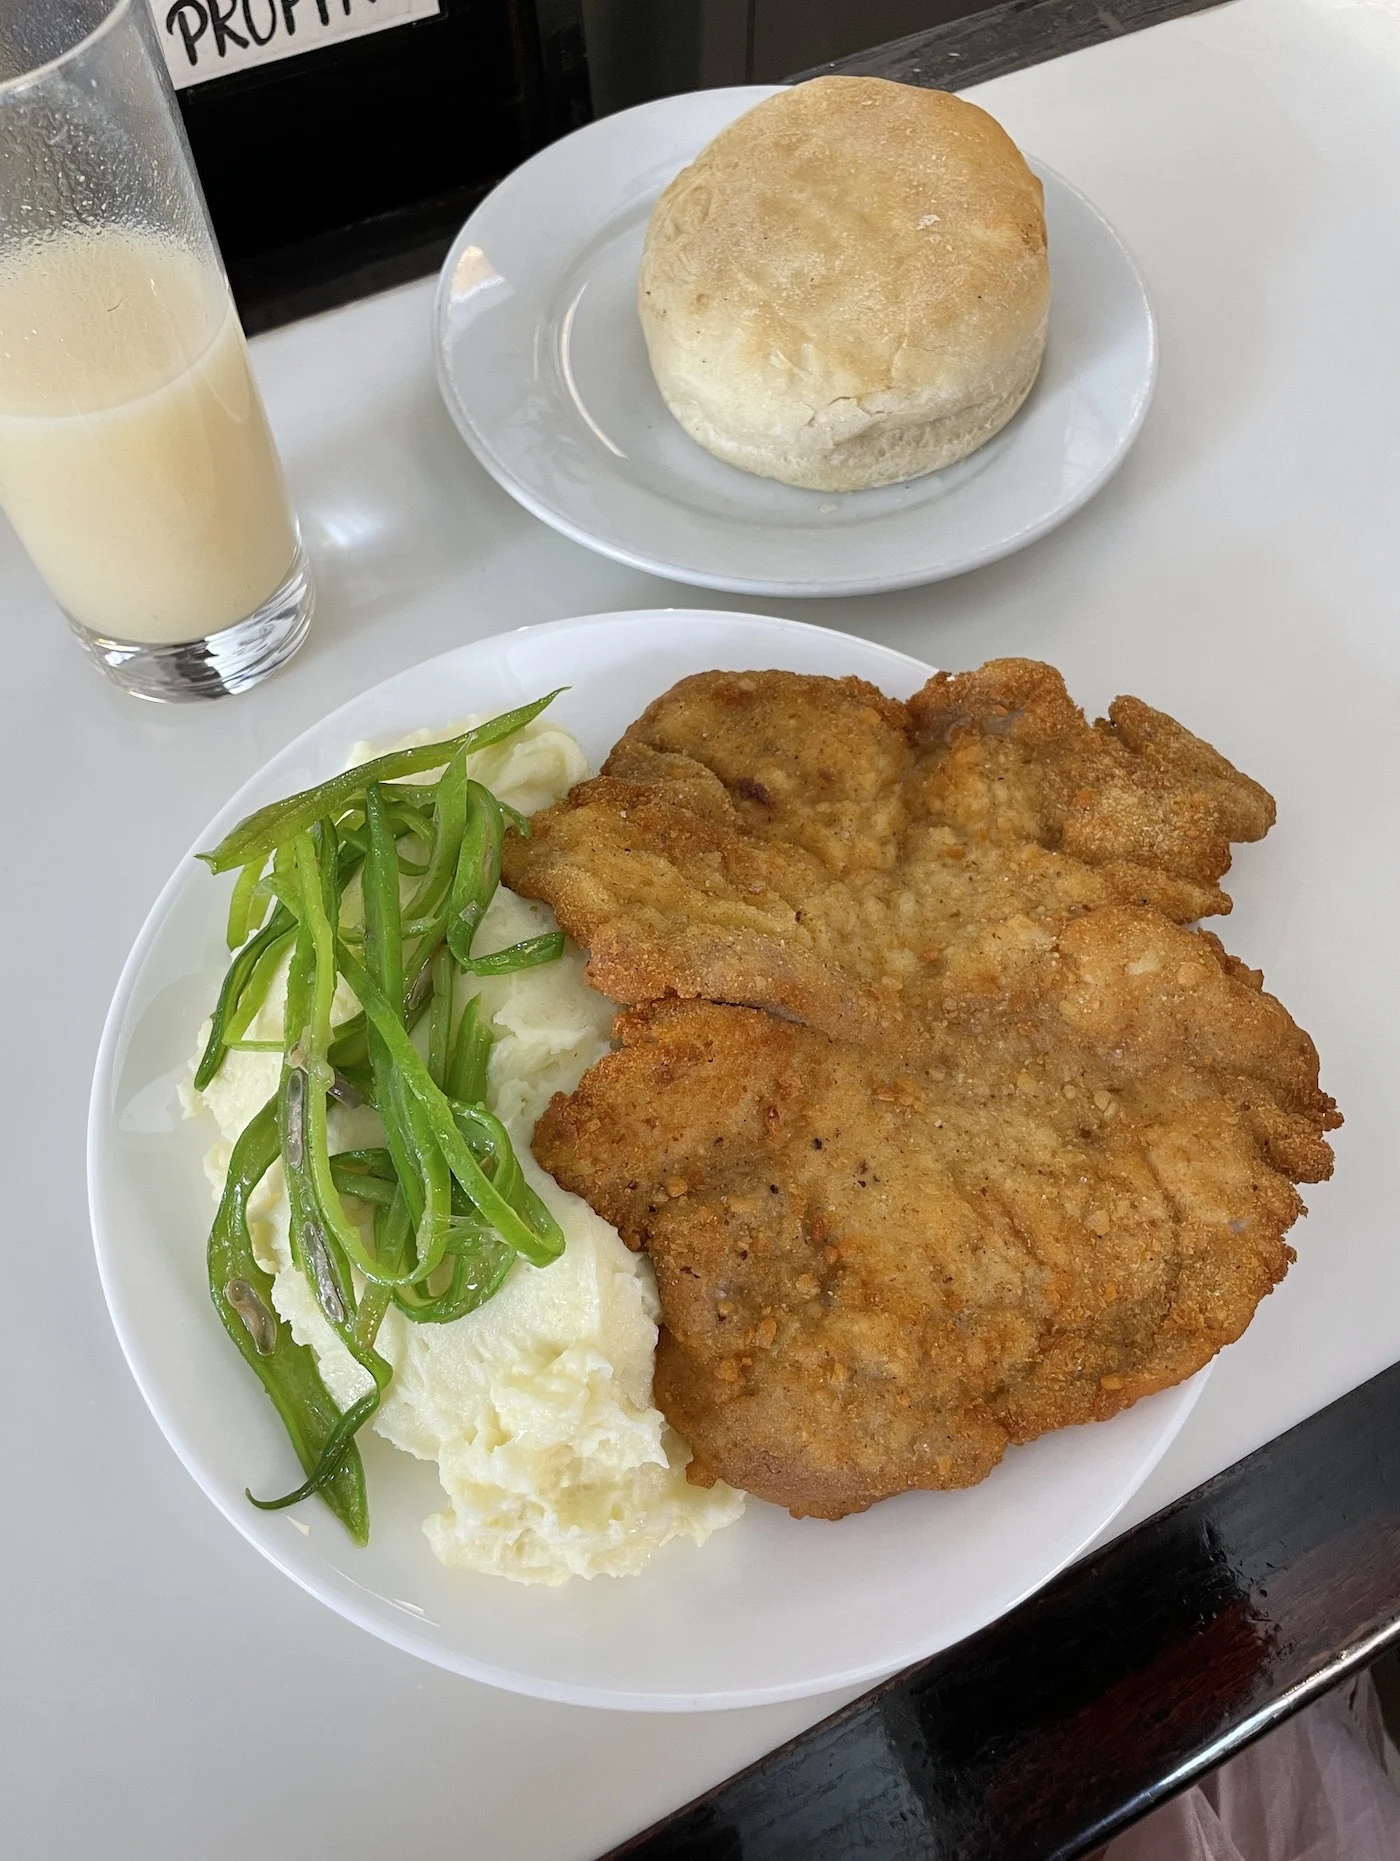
[238,0,1232,332]
[600,1359,1400,1858]
[791,0,1231,91]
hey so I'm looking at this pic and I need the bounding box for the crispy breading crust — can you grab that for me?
[515,664,1338,1519]
[504,663,1278,1046]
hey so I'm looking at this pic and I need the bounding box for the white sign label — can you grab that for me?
[148,0,443,89]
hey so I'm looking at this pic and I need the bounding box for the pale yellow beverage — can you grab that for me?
[0,230,297,644]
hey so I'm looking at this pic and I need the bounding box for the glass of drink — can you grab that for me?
[0,0,313,701]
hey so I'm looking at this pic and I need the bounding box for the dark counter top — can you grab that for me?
[603,1362,1400,1859]
[796,0,1225,89]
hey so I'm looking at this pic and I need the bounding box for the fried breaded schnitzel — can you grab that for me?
[513,663,1339,1518]
[505,661,1278,1047]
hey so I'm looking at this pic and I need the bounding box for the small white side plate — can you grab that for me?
[434,88,1158,597]
[89,610,1203,1711]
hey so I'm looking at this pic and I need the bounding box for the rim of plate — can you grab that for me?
[87,609,1206,1709]
[432,90,1159,598]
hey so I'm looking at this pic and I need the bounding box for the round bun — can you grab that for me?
[638,77,1050,492]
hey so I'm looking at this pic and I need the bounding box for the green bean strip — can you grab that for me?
[332,1146,397,1177]
[352,1192,412,1353]
[389,804,436,847]
[446,1098,559,1250]
[444,781,505,968]
[226,859,270,950]
[293,836,389,1275]
[393,1226,514,1324]
[446,994,493,1104]
[374,1187,415,1281]
[363,788,426,1234]
[403,742,470,929]
[253,903,393,1518]
[496,799,532,839]
[428,946,454,1088]
[194,903,296,1090]
[327,1011,368,1072]
[200,821,369,1092]
[245,1387,380,1517]
[376,781,440,810]
[281,879,358,1307]
[330,1157,399,1206]
[337,947,564,1267]
[293,832,431,1289]
[199,693,562,874]
[465,932,565,977]
[260,873,304,915]
[450,1098,525,1187]
[386,807,434,875]
[361,789,456,1280]
[207,1097,369,1541]
[223,927,296,1046]
[397,779,510,1005]
[404,1091,454,1280]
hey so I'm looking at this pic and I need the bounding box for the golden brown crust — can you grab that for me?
[535,960,1336,1518]
[638,78,1050,490]
[504,662,1280,1043]
[514,662,1338,1519]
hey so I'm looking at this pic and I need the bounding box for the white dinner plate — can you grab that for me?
[89,610,1205,1710]
[434,88,1157,598]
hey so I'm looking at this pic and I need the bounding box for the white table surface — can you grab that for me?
[4,0,1399,1853]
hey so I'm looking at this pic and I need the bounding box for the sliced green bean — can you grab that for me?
[194,903,296,1090]
[363,787,424,1230]
[207,1097,369,1541]
[224,927,295,1046]
[444,781,505,968]
[465,932,565,977]
[246,1387,380,1516]
[337,948,564,1267]
[292,832,428,1290]
[354,1191,413,1351]
[327,1011,368,1071]
[496,800,532,839]
[427,946,454,1088]
[198,817,368,1092]
[280,897,356,1311]
[293,836,383,1275]
[330,1156,399,1206]
[377,779,439,805]
[258,906,393,1518]
[226,859,270,950]
[446,994,493,1105]
[199,692,562,874]
[332,1146,397,1178]
[359,790,457,1281]
[405,1092,453,1282]
[389,805,435,849]
[403,742,471,930]
[393,1227,514,1324]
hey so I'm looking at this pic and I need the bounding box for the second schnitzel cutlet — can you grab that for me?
[511,662,1339,1519]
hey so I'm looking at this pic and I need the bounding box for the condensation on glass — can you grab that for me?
[0,0,313,699]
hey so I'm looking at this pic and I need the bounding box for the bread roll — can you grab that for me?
[638,77,1050,492]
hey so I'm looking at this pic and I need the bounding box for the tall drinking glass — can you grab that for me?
[0,0,313,700]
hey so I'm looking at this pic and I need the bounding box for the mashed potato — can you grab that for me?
[188,716,742,1583]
